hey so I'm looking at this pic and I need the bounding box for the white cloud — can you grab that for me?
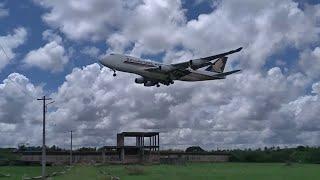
[298,47,320,79]
[34,0,137,41]
[312,82,320,94]
[106,33,131,54]
[42,29,62,43]
[23,31,69,72]
[0,28,27,71]
[0,73,43,147]
[81,46,100,58]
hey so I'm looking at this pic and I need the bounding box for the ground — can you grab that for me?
[0,163,319,180]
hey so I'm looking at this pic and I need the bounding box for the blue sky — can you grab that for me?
[0,0,320,149]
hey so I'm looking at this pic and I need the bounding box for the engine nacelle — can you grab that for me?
[135,77,145,84]
[144,81,157,87]
[189,60,204,69]
[158,65,173,72]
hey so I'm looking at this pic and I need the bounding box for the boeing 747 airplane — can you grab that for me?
[99,47,242,87]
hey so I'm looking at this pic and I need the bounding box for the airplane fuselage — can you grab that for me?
[100,54,223,82]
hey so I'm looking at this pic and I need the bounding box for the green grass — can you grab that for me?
[0,166,65,179]
[0,163,319,180]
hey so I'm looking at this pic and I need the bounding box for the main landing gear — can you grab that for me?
[163,79,174,86]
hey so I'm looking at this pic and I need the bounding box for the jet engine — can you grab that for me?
[135,77,145,84]
[189,60,204,69]
[158,65,173,72]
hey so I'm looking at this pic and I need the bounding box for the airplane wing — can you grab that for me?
[144,47,242,79]
[171,47,242,70]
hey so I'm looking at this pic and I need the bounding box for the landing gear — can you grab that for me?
[163,79,174,86]
[111,69,116,77]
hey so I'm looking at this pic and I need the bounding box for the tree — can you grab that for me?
[185,146,206,153]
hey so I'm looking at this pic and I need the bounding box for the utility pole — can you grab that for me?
[70,130,73,166]
[37,96,52,180]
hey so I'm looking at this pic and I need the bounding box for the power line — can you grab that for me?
[0,42,10,60]
[0,40,37,101]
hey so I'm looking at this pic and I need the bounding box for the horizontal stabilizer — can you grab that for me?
[214,70,241,77]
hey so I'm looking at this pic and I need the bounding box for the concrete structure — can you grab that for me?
[111,132,160,164]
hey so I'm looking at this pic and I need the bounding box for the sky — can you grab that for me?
[0,0,320,150]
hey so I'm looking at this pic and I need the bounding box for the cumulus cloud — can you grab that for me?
[23,30,68,72]
[0,73,43,147]
[0,27,27,71]
[298,47,320,80]
[81,46,100,58]
[34,0,137,41]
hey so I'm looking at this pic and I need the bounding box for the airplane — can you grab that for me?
[99,47,243,87]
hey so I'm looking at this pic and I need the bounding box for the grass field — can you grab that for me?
[0,163,319,180]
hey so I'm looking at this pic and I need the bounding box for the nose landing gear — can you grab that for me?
[111,69,116,77]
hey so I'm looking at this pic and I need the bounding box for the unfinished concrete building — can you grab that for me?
[113,132,160,164]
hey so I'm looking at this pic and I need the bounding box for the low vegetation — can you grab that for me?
[0,163,319,180]
[224,146,320,163]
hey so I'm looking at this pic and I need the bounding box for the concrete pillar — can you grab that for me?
[102,150,106,164]
[157,134,160,152]
[121,148,125,163]
[142,135,144,161]
[136,137,138,146]
[154,136,156,151]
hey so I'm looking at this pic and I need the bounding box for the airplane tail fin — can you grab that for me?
[205,57,228,73]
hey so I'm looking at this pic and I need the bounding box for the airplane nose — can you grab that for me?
[99,55,113,67]
[99,56,108,66]
[98,58,104,65]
